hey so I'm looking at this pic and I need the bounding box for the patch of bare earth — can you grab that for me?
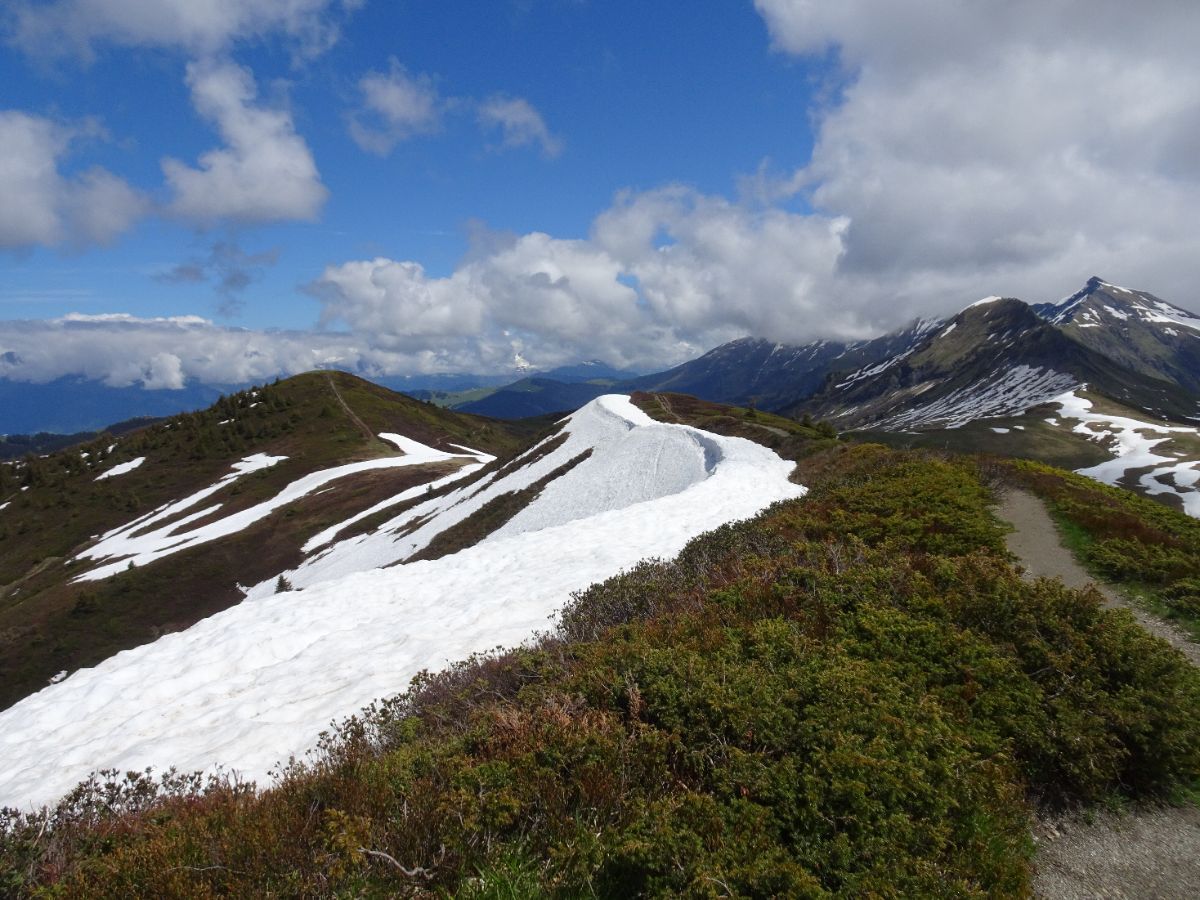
[996,488,1200,899]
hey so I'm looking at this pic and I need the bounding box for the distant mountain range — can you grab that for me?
[419,278,1200,433]
[629,277,1200,514]
[800,283,1199,429]
[631,277,1200,423]
[3,278,1197,514]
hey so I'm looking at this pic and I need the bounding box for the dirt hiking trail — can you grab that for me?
[996,488,1200,899]
[998,489,1200,666]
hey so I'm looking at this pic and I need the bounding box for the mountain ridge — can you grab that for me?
[797,291,1200,429]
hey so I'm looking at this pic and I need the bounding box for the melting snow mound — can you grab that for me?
[0,395,805,812]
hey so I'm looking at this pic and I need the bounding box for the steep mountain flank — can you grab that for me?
[798,295,1198,430]
[627,319,942,412]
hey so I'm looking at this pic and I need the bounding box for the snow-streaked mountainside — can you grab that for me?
[1034,277,1200,395]
[798,298,1085,429]
[1039,278,1200,334]
[73,438,487,582]
[0,395,803,812]
[796,282,1200,431]
[0,371,550,714]
[868,365,1081,431]
[626,319,943,413]
[250,394,736,594]
[616,278,1198,439]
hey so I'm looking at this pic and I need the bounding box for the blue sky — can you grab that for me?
[1,2,822,327]
[1,1,1198,387]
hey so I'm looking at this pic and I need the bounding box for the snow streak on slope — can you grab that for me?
[94,456,145,480]
[1053,391,1200,516]
[74,442,485,581]
[0,396,805,811]
[873,366,1080,430]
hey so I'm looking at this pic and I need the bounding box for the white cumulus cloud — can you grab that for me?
[0,111,145,249]
[8,0,1200,386]
[0,314,408,388]
[751,0,1200,316]
[162,60,328,225]
[307,186,852,371]
[348,60,442,155]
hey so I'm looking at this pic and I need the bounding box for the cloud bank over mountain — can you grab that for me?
[0,315,379,389]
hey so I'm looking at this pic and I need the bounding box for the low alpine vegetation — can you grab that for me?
[3,446,1198,897]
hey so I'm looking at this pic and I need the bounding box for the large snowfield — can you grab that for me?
[0,396,804,812]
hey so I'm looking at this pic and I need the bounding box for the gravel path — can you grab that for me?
[1030,807,1200,900]
[997,489,1200,666]
[996,488,1200,899]
[324,373,377,444]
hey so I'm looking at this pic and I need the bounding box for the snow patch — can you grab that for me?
[1054,391,1200,516]
[256,397,743,594]
[874,366,1080,430]
[76,454,291,580]
[968,295,1004,308]
[94,457,145,481]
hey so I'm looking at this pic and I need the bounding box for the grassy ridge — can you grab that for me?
[4,445,1198,897]
[0,372,536,712]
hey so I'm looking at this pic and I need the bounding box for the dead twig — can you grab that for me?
[357,847,434,879]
